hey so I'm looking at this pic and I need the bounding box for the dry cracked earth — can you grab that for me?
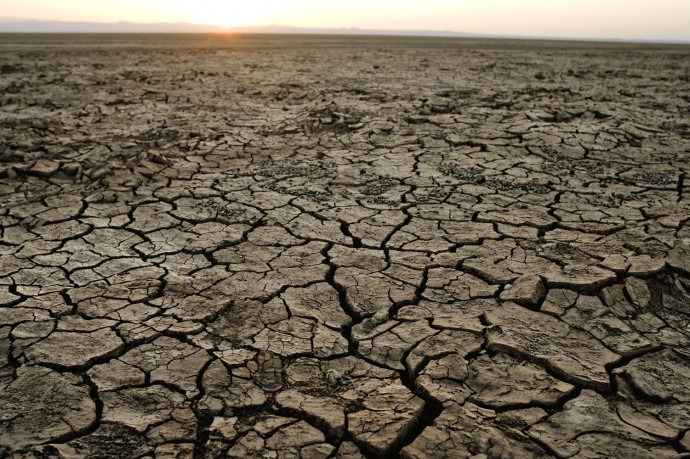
[1,34,690,458]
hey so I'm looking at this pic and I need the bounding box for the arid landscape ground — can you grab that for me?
[1,34,690,458]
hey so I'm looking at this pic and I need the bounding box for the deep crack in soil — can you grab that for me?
[1,34,689,458]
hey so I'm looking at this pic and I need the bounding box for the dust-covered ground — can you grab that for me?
[1,34,690,458]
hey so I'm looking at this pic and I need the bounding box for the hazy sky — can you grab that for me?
[4,0,690,41]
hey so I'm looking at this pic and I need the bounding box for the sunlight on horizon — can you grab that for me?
[181,1,268,28]
[3,0,690,40]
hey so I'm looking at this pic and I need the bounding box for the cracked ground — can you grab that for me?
[1,34,690,458]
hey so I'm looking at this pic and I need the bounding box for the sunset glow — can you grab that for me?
[181,1,268,28]
[2,0,690,41]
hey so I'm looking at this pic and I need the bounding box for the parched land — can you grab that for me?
[1,34,689,458]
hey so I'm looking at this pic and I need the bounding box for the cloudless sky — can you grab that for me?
[4,0,690,41]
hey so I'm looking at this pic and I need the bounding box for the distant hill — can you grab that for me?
[0,19,223,33]
[0,18,687,44]
[228,25,485,37]
[0,18,484,37]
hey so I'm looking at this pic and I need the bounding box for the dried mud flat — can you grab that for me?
[1,34,690,458]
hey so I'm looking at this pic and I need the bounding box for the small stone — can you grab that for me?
[209,416,239,441]
[30,159,60,176]
[499,274,546,307]
[325,369,342,386]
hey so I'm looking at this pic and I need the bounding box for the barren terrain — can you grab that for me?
[1,34,690,458]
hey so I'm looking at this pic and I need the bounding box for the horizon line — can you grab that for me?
[0,18,689,45]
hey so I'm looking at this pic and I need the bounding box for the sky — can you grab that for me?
[3,0,690,41]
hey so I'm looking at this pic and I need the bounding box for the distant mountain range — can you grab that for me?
[227,25,485,38]
[0,18,687,43]
[0,18,485,36]
[0,19,222,33]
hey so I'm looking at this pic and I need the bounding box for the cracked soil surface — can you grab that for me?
[1,34,690,458]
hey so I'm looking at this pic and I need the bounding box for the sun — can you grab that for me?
[184,1,266,28]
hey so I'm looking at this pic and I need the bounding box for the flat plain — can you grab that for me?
[1,34,690,458]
